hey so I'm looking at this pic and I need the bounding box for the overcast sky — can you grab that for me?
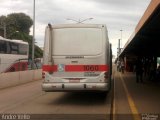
[0,0,151,56]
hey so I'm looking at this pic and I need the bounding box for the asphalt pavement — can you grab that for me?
[0,67,160,120]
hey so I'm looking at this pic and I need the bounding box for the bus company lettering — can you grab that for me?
[65,56,84,59]
[84,72,100,77]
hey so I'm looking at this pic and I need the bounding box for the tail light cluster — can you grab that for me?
[104,72,109,79]
[42,72,45,79]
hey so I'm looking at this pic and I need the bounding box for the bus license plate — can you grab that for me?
[69,80,80,83]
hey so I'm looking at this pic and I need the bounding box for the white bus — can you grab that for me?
[42,24,112,92]
[0,36,29,73]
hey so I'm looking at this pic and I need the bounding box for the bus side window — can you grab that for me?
[19,44,28,55]
[6,42,11,54]
[0,40,7,53]
[10,42,19,54]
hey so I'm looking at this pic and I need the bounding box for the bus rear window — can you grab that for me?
[52,28,103,56]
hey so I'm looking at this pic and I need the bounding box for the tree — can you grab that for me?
[0,13,43,58]
[0,15,7,37]
[5,13,33,38]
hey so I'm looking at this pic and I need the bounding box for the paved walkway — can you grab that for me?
[113,71,160,120]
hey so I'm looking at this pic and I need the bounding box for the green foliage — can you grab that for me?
[6,13,33,36]
[0,13,43,59]
[0,15,6,25]
[0,16,7,36]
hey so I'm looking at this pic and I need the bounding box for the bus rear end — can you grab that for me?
[42,24,111,92]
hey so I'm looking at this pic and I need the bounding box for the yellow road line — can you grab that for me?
[119,73,141,120]
[112,73,116,120]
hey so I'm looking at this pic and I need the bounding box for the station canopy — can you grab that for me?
[120,0,160,57]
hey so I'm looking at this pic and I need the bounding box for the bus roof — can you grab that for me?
[0,36,28,45]
[47,24,106,29]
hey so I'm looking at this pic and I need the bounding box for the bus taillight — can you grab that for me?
[42,72,45,79]
[104,72,109,79]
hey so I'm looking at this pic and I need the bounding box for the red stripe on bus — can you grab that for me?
[42,65,57,72]
[65,65,108,72]
[42,65,109,72]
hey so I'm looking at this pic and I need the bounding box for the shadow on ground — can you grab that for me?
[49,92,109,106]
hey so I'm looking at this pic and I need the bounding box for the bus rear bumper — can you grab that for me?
[42,83,109,92]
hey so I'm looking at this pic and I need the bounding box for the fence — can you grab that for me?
[0,69,42,89]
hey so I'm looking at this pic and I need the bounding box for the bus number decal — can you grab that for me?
[84,65,99,71]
